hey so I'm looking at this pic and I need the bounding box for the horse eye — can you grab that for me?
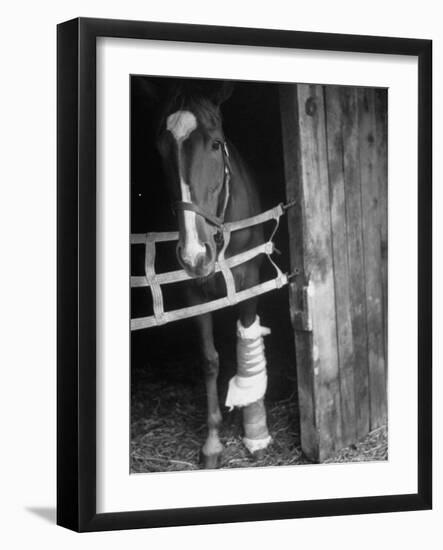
[212,141,221,151]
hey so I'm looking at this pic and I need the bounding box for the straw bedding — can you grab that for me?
[131,360,387,473]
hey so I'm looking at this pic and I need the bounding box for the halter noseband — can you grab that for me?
[174,140,231,230]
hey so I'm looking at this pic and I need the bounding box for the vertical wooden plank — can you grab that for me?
[324,86,357,447]
[375,89,388,375]
[341,87,371,440]
[279,85,318,460]
[358,88,387,429]
[297,84,343,460]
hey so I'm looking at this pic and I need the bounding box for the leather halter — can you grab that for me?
[174,140,231,230]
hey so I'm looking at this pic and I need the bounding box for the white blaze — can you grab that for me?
[166,110,205,265]
[166,110,197,141]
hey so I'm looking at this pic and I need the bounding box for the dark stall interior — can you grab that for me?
[130,76,301,471]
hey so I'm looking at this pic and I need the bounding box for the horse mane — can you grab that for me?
[226,142,262,221]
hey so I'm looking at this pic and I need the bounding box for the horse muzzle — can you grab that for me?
[176,240,217,278]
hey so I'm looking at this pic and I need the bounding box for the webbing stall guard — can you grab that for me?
[130,202,296,331]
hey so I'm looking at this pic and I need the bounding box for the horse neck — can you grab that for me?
[225,144,261,223]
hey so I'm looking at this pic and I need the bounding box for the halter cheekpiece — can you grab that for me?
[173,140,231,230]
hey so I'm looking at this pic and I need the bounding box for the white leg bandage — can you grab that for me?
[225,316,272,453]
[242,398,272,453]
[225,316,271,409]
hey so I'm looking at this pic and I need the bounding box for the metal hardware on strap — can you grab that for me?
[282,200,296,211]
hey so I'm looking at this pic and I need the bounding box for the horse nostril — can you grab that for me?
[201,241,217,268]
[176,243,187,266]
[204,243,214,262]
[177,243,191,265]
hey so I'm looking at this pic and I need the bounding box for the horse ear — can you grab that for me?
[213,81,234,105]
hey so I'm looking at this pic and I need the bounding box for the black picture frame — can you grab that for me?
[57,17,432,532]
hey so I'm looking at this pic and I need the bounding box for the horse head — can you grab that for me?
[157,82,234,278]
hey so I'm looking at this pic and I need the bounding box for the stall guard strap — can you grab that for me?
[131,274,288,331]
[131,203,288,330]
[131,241,275,287]
[130,204,284,244]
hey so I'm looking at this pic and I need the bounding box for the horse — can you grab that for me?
[156,81,273,468]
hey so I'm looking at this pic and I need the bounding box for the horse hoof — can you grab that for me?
[243,435,272,458]
[200,450,222,469]
[251,448,267,461]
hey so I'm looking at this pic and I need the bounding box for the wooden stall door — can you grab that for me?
[280,84,387,462]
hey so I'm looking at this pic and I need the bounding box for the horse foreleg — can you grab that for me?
[195,312,224,469]
[236,297,272,457]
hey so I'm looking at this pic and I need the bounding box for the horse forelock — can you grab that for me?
[192,98,221,132]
